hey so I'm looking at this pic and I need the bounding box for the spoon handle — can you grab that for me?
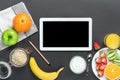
[85,60,92,80]
[86,63,90,73]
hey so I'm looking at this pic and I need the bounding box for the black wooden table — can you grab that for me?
[0,0,120,80]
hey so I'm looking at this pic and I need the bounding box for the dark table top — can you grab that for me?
[0,0,120,80]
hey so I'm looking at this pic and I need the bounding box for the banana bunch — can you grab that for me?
[29,57,64,80]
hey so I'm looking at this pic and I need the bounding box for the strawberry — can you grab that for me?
[100,52,106,58]
[101,58,107,65]
[96,64,101,70]
[98,70,104,77]
[100,64,106,70]
[96,57,101,64]
[94,41,101,50]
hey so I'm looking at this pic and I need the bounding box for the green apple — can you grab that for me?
[2,29,18,46]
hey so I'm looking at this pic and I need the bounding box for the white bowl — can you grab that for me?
[69,56,87,74]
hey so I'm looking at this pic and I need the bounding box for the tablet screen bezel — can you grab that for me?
[39,18,92,51]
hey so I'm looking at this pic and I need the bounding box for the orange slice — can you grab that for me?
[104,64,120,80]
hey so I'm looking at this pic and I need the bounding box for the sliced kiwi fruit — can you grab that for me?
[107,50,117,60]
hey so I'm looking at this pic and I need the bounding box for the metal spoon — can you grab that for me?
[86,53,92,78]
[87,53,92,62]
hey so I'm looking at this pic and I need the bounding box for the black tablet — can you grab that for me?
[39,18,92,51]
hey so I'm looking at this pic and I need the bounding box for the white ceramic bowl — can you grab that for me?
[69,56,87,74]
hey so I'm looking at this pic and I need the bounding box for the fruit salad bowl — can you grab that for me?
[92,47,120,80]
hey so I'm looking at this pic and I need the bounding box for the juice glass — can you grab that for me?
[104,33,120,49]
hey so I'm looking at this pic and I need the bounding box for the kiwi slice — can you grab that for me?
[114,61,120,66]
[107,50,117,60]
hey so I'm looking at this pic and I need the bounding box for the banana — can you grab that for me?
[29,57,64,80]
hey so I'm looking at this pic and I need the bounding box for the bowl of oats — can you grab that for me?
[9,48,29,67]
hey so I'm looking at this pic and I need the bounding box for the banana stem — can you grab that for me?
[57,67,64,74]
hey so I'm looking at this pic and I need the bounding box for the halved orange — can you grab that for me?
[104,64,120,80]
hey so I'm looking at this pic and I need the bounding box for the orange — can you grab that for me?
[104,64,120,80]
[13,13,32,32]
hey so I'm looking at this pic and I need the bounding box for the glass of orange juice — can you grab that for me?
[104,33,120,49]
